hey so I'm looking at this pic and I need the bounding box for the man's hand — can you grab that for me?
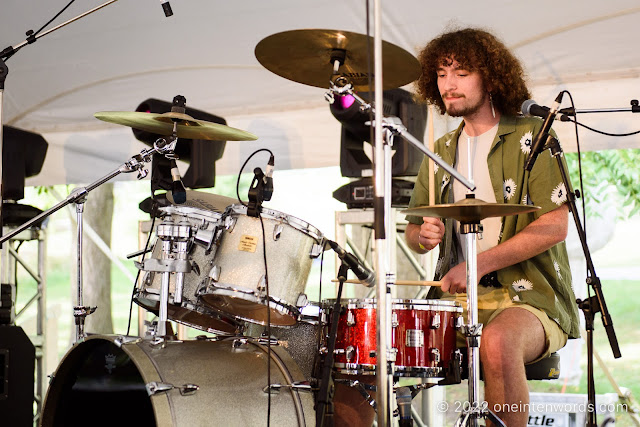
[405,217,444,253]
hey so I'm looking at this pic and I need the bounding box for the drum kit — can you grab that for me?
[18,28,541,427]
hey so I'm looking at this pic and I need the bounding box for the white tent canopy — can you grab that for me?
[1,0,638,186]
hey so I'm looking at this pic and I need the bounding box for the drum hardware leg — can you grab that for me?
[316,262,349,427]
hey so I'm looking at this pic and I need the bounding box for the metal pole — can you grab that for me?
[373,0,393,424]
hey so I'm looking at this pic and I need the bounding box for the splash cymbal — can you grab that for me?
[94,111,258,141]
[255,29,420,90]
[401,197,540,223]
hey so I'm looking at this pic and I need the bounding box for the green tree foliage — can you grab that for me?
[565,149,640,218]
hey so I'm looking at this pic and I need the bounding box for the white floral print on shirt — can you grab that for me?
[512,278,533,292]
[503,178,517,200]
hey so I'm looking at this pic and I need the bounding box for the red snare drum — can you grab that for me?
[323,298,462,378]
[392,299,462,378]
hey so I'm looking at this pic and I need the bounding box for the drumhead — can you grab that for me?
[41,335,314,427]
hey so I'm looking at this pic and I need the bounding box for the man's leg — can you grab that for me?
[480,307,546,426]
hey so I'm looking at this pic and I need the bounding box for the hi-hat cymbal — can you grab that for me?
[401,197,540,223]
[255,29,421,90]
[94,111,258,141]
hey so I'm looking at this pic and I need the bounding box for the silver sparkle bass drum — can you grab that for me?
[199,204,325,326]
[40,335,315,427]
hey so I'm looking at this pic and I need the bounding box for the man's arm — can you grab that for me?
[441,204,569,294]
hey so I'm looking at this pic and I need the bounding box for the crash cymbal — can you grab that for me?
[255,29,420,90]
[94,111,258,141]
[401,197,540,223]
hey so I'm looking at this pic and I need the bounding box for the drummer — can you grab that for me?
[404,27,580,426]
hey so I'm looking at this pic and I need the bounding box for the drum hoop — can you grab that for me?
[322,298,462,312]
[159,205,224,223]
[393,365,445,378]
[205,286,300,325]
[227,204,324,242]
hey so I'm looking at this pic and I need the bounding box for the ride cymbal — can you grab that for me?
[255,29,420,90]
[401,197,540,223]
[94,111,258,141]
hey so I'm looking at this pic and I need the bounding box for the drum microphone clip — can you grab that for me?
[327,240,376,287]
[247,154,275,217]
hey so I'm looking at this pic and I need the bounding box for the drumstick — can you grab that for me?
[331,279,442,287]
[427,104,435,206]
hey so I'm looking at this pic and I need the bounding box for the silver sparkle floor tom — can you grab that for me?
[134,205,243,335]
[200,204,324,326]
[40,335,314,426]
[245,302,323,380]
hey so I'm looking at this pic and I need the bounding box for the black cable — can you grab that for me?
[563,116,640,137]
[258,215,272,427]
[126,214,156,336]
[3,0,77,61]
[35,0,76,36]
[235,148,274,206]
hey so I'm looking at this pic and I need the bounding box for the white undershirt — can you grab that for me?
[453,124,501,259]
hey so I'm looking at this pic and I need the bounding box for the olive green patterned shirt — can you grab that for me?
[406,115,580,339]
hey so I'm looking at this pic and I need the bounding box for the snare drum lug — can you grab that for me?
[256,275,267,296]
[456,315,464,330]
[193,228,214,251]
[345,345,355,361]
[273,223,283,241]
[224,215,237,232]
[347,310,356,326]
[309,243,323,259]
[208,265,221,282]
[391,312,398,328]
[296,293,308,307]
[431,313,441,329]
[431,348,441,364]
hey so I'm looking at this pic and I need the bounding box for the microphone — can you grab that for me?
[264,154,274,201]
[328,240,375,287]
[169,159,187,204]
[523,92,564,172]
[160,0,173,17]
[521,99,573,122]
[396,387,413,427]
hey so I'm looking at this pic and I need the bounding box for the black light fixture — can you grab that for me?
[329,88,427,178]
[1,126,48,225]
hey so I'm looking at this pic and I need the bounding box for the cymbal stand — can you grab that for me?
[454,206,505,427]
[0,132,178,342]
[325,73,475,425]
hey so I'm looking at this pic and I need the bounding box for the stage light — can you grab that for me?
[329,88,427,178]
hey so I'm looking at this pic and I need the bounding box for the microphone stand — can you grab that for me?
[0,0,121,329]
[0,137,176,342]
[540,133,621,427]
[316,262,349,427]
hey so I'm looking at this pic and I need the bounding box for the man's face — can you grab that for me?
[436,59,489,117]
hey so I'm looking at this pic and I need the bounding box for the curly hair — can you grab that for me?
[415,27,530,116]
